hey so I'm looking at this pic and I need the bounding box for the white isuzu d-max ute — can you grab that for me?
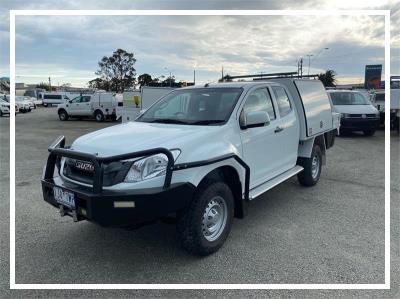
[42,79,340,255]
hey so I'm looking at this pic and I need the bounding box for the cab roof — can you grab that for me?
[180,81,276,91]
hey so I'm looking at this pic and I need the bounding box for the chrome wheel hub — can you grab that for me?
[311,155,320,179]
[202,196,227,242]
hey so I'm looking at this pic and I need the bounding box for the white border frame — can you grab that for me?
[9,9,391,290]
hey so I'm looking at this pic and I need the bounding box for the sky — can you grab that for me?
[0,0,399,87]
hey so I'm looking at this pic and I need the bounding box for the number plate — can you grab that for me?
[53,186,75,209]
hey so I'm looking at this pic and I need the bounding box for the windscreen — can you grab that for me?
[330,92,370,105]
[137,88,242,125]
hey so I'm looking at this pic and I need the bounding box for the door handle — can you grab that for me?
[274,126,284,133]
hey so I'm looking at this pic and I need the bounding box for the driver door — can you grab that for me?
[239,87,282,188]
[67,96,81,116]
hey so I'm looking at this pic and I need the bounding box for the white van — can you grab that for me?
[327,90,380,136]
[41,93,70,107]
[57,93,117,122]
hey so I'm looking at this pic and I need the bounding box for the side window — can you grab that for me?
[272,86,292,117]
[242,88,276,120]
[70,96,81,103]
[81,96,91,103]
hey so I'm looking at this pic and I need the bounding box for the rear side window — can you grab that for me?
[81,96,91,103]
[243,88,276,120]
[44,94,62,100]
[272,86,292,117]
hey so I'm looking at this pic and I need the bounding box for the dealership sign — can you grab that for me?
[364,64,382,90]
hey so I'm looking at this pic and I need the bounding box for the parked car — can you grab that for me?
[372,89,400,132]
[0,99,10,116]
[24,96,36,109]
[327,90,380,136]
[57,93,118,122]
[41,79,339,255]
[15,96,32,113]
[23,89,45,106]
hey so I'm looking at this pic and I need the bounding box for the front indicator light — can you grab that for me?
[114,201,135,208]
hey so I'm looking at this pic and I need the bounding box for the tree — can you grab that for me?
[138,73,153,86]
[95,49,137,92]
[36,82,51,91]
[162,76,175,87]
[88,78,109,90]
[318,70,337,87]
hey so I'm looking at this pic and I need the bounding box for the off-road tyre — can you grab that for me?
[177,180,234,256]
[297,144,322,187]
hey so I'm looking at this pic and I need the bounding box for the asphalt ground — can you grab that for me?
[0,107,399,298]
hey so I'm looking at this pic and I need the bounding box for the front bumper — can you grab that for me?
[42,177,195,227]
[340,118,380,131]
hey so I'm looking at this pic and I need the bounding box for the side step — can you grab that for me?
[249,165,304,200]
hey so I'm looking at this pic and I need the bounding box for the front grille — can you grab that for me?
[349,114,377,118]
[63,158,132,186]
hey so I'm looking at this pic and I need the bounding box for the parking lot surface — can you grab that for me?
[0,107,399,297]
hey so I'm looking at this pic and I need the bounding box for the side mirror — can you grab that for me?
[241,111,270,129]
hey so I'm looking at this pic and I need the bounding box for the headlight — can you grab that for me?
[124,150,181,183]
[341,113,350,119]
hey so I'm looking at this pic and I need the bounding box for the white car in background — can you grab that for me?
[16,96,32,113]
[24,96,37,109]
[0,99,10,116]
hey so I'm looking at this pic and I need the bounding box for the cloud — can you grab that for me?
[0,0,398,86]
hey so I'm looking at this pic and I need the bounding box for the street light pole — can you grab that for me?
[308,47,329,76]
[164,67,172,87]
[307,54,313,76]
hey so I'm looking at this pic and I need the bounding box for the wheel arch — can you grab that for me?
[298,135,326,164]
[196,165,246,219]
[94,109,103,115]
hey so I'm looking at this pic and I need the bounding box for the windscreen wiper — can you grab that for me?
[190,120,226,125]
[148,118,190,124]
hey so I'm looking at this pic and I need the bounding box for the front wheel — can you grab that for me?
[58,110,69,121]
[297,144,322,187]
[177,181,234,256]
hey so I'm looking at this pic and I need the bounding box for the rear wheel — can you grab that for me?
[95,110,104,122]
[58,109,69,121]
[363,129,375,136]
[177,180,234,256]
[297,144,322,187]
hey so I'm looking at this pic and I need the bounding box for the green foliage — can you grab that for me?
[94,49,137,92]
[36,82,51,91]
[318,70,337,87]
[138,73,153,86]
